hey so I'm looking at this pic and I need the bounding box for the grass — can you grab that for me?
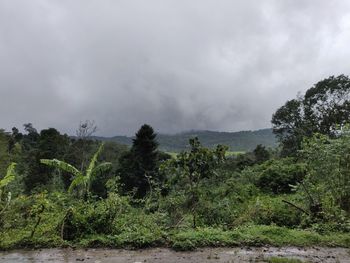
[265,257,307,263]
[169,225,350,250]
[225,151,245,156]
[1,224,349,251]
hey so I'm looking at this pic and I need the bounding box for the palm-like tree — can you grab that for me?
[41,143,111,197]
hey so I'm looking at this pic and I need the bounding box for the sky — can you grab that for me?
[1,0,350,136]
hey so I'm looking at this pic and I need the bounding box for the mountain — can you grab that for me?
[93,128,277,152]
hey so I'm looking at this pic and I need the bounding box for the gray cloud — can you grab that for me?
[1,0,350,135]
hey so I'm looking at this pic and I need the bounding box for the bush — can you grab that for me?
[300,133,350,216]
[61,193,130,240]
[236,195,302,227]
[244,158,306,194]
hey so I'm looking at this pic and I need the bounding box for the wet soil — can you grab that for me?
[0,247,349,263]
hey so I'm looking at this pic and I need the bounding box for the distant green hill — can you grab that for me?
[93,128,277,152]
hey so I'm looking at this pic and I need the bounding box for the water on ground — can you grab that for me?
[0,247,349,263]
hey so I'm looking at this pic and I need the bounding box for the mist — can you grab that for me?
[1,0,350,135]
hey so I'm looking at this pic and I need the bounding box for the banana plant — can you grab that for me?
[40,143,112,198]
[0,162,16,215]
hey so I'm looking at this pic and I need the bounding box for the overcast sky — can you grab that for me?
[1,0,350,136]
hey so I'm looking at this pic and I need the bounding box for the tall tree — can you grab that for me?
[119,124,159,198]
[272,75,350,156]
[272,99,305,156]
[303,75,350,135]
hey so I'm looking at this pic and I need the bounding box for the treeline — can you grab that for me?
[0,75,350,250]
[94,128,277,152]
[0,122,173,198]
[0,122,127,195]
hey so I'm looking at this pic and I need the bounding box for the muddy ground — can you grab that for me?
[0,247,349,263]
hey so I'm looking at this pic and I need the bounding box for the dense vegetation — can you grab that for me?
[0,75,350,251]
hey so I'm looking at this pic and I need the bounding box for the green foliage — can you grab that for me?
[0,189,350,250]
[0,130,11,176]
[1,121,350,251]
[236,195,303,227]
[90,141,128,198]
[40,159,81,178]
[253,144,271,164]
[245,158,306,194]
[61,193,130,240]
[170,225,350,251]
[272,75,350,156]
[21,127,70,192]
[118,124,160,198]
[265,257,307,263]
[297,132,350,219]
[0,163,16,193]
[272,99,305,156]
[41,143,112,198]
[232,152,256,171]
[161,137,227,228]
[0,163,17,220]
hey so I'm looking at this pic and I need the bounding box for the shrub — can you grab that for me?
[236,195,302,227]
[61,193,130,240]
[300,133,350,216]
[245,158,306,194]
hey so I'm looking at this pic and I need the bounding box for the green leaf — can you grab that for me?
[40,159,81,178]
[68,174,86,193]
[86,143,104,179]
[0,162,17,189]
[91,162,112,177]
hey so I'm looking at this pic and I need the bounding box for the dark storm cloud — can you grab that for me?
[1,0,350,135]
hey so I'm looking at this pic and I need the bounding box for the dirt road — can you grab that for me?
[0,247,349,262]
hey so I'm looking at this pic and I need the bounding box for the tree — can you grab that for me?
[8,127,22,153]
[272,75,350,156]
[19,124,39,192]
[0,130,11,176]
[303,75,350,135]
[75,120,98,171]
[253,144,270,164]
[299,132,350,216]
[161,137,227,227]
[272,98,306,156]
[22,127,70,192]
[118,124,159,198]
[40,143,112,199]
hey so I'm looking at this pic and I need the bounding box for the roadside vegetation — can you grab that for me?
[0,75,350,251]
[265,258,307,263]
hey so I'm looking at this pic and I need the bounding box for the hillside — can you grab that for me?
[94,128,277,152]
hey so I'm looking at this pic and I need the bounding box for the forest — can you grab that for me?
[0,75,350,251]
